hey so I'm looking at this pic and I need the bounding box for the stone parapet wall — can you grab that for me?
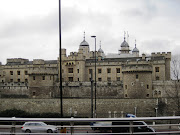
[0,98,178,117]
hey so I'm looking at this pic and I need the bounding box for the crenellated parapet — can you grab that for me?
[122,65,152,73]
[28,69,58,75]
[6,58,29,65]
[33,59,45,65]
[151,52,171,59]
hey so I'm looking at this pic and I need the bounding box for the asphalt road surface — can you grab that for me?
[0,126,180,135]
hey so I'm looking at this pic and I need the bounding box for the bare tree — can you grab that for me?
[168,55,180,111]
[171,55,180,80]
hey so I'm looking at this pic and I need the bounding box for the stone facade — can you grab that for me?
[0,35,172,99]
[0,98,178,117]
[0,34,178,117]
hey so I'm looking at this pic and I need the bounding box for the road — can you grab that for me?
[0,126,180,134]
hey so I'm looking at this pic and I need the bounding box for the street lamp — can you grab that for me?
[59,0,63,118]
[91,35,97,117]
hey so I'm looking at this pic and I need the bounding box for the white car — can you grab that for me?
[21,122,58,133]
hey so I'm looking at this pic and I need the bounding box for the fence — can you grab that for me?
[0,116,180,134]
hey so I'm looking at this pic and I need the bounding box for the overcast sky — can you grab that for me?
[0,0,179,64]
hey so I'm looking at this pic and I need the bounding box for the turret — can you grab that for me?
[132,40,139,57]
[79,32,90,58]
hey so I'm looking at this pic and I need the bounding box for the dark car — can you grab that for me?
[112,121,155,134]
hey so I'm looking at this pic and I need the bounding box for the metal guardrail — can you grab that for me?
[0,116,180,134]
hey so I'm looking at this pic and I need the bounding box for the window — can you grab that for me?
[107,68,111,73]
[77,69,79,73]
[25,71,28,75]
[25,79,28,83]
[68,68,73,73]
[147,85,149,89]
[10,71,13,75]
[17,71,20,75]
[98,69,102,74]
[155,67,159,72]
[42,76,45,80]
[89,69,93,74]
[116,68,120,73]
[78,78,80,81]
[98,78,102,81]
[125,85,128,89]
[136,74,138,79]
[18,79,20,82]
[107,77,111,82]
[147,94,150,97]
[68,77,73,82]
[33,92,36,96]
[156,76,160,80]
[117,77,120,81]
[10,79,13,82]
[33,76,36,80]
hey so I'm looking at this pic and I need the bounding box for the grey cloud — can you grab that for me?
[0,11,59,38]
[140,39,174,54]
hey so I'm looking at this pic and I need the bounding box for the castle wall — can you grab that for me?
[0,98,178,117]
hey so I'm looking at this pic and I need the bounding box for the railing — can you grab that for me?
[0,116,180,134]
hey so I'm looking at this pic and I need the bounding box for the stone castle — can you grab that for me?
[0,33,178,117]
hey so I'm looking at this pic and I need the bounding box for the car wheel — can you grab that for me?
[25,129,31,133]
[47,129,53,133]
[178,123,180,130]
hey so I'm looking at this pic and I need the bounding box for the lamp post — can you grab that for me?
[59,0,63,118]
[91,35,97,117]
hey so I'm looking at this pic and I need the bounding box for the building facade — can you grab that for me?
[0,34,171,99]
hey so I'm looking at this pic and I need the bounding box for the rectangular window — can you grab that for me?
[147,85,149,89]
[33,76,36,80]
[136,74,139,79]
[25,79,28,83]
[117,77,120,81]
[25,71,28,75]
[125,85,128,89]
[10,79,13,82]
[116,68,120,73]
[98,69,102,74]
[107,68,111,73]
[156,76,160,80]
[17,71,20,75]
[107,77,111,82]
[77,69,79,73]
[68,68,73,73]
[33,92,36,96]
[42,76,45,80]
[155,67,159,72]
[68,77,73,82]
[98,78,102,81]
[18,79,20,82]
[78,78,80,81]
[10,71,13,75]
[89,69,93,74]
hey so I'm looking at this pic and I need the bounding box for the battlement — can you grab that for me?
[61,48,66,56]
[122,65,152,73]
[33,59,45,65]
[151,52,171,59]
[70,52,78,56]
[7,58,29,65]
